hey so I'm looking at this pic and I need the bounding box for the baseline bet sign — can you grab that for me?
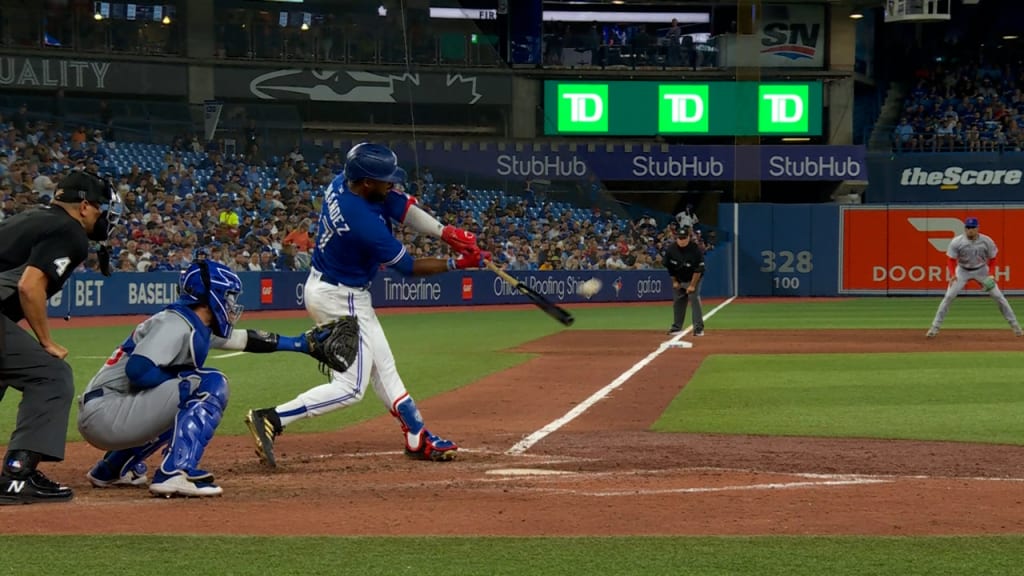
[545,81,822,136]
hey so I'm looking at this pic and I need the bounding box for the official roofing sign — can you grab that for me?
[214,67,512,105]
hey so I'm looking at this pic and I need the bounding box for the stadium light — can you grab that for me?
[94,12,103,20]
[849,11,864,19]
[162,15,171,25]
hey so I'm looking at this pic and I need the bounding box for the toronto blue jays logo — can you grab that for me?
[248,69,483,104]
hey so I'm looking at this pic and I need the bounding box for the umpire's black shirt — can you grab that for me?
[0,206,88,322]
[663,241,705,283]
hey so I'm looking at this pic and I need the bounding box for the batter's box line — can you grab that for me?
[306,449,596,466]
[515,478,893,497]
[673,466,1024,484]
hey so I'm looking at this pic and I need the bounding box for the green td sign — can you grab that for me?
[556,84,608,132]
[658,85,710,133]
[543,81,822,136]
[757,85,810,133]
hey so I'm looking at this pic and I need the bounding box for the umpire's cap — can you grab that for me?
[965,217,980,228]
[54,171,114,206]
[343,143,404,183]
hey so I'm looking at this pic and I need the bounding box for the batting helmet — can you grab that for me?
[965,217,979,228]
[343,143,404,183]
[177,260,244,338]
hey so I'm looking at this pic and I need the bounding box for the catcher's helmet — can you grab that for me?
[177,260,244,338]
[343,143,404,183]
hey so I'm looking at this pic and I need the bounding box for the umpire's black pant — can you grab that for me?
[0,315,74,462]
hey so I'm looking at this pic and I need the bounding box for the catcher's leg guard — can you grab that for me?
[150,370,228,498]
[390,394,457,462]
[86,429,171,488]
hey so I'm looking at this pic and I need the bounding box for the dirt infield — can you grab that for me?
[4,327,1024,536]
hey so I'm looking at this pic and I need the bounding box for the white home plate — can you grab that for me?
[663,341,693,349]
[486,468,574,476]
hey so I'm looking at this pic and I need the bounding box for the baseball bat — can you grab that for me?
[483,260,574,327]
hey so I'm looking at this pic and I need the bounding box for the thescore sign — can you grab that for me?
[866,153,1024,203]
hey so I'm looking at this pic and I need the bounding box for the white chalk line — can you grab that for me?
[523,478,892,497]
[77,351,246,360]
[506,295,737,456]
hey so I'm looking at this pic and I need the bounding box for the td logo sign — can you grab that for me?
[758,85,809,133]
[658,85,709,133]
[557,84,608,132]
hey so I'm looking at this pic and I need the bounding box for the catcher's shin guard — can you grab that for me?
[159,371,228,479]
[244,408,283,468]
[391,395,458,462]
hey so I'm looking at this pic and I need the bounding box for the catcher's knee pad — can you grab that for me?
[163,371,228,475]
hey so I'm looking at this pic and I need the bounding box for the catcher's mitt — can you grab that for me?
[305,316,359,376]
[982,275,997,292]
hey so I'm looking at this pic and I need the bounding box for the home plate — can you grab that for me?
[663,341,693,349]
[486,468,574,477]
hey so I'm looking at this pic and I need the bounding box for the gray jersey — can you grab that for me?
[947,233,997,270]
[86,309,226,395]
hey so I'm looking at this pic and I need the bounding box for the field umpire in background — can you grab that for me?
[663,224,705,336]
[0,171,120,505]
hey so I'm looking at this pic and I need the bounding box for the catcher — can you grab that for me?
[76,260,356,498]
[927,216,1023,338]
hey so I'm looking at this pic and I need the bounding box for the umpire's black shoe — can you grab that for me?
[0,470,74,505]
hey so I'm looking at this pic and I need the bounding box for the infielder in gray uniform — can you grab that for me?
[927,216,1022,338]
[78,260,351,498]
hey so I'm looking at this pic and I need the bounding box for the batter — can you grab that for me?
[244,143,487,467]
[927,217,1022,338]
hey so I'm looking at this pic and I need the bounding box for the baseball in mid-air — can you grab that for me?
[578,278,602,298]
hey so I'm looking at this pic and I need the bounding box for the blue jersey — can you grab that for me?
[311,175,416,287]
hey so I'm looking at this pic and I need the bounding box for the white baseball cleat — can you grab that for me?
[1014,325,1023,337]
[926,326,939,338]
[149,470,223,498]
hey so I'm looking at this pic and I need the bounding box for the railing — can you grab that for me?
[874,123,1024,154]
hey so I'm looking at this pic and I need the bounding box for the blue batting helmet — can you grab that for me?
[965,217,979,228]
[177,260,244,338]
[343,143,404,183]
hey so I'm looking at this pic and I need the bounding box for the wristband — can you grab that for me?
[447,257,456,271]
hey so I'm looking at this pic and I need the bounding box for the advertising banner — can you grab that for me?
[214,67,513,105]
[839,205,1024,294]
[865,153,1024,203]
[368,141,864,181]
[0,55,187,95]
[543,80,823,136]
[44,257,732,318]
[717,4,827,69]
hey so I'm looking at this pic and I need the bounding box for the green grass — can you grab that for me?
[2,535,1024,576]
[655,352,1024,444]
[712,297,1024,329]
[2,532,1024,569]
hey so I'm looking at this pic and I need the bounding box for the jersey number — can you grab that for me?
[53,257,71,277]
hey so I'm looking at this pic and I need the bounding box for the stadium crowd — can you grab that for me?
[892,55,1024,152]
[0,109,712,276]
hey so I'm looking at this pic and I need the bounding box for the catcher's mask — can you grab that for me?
[177,260,244,338]
[55,171,125,242]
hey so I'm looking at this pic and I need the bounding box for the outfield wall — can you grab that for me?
[45,256,736,318]
[720,203,1024,297]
